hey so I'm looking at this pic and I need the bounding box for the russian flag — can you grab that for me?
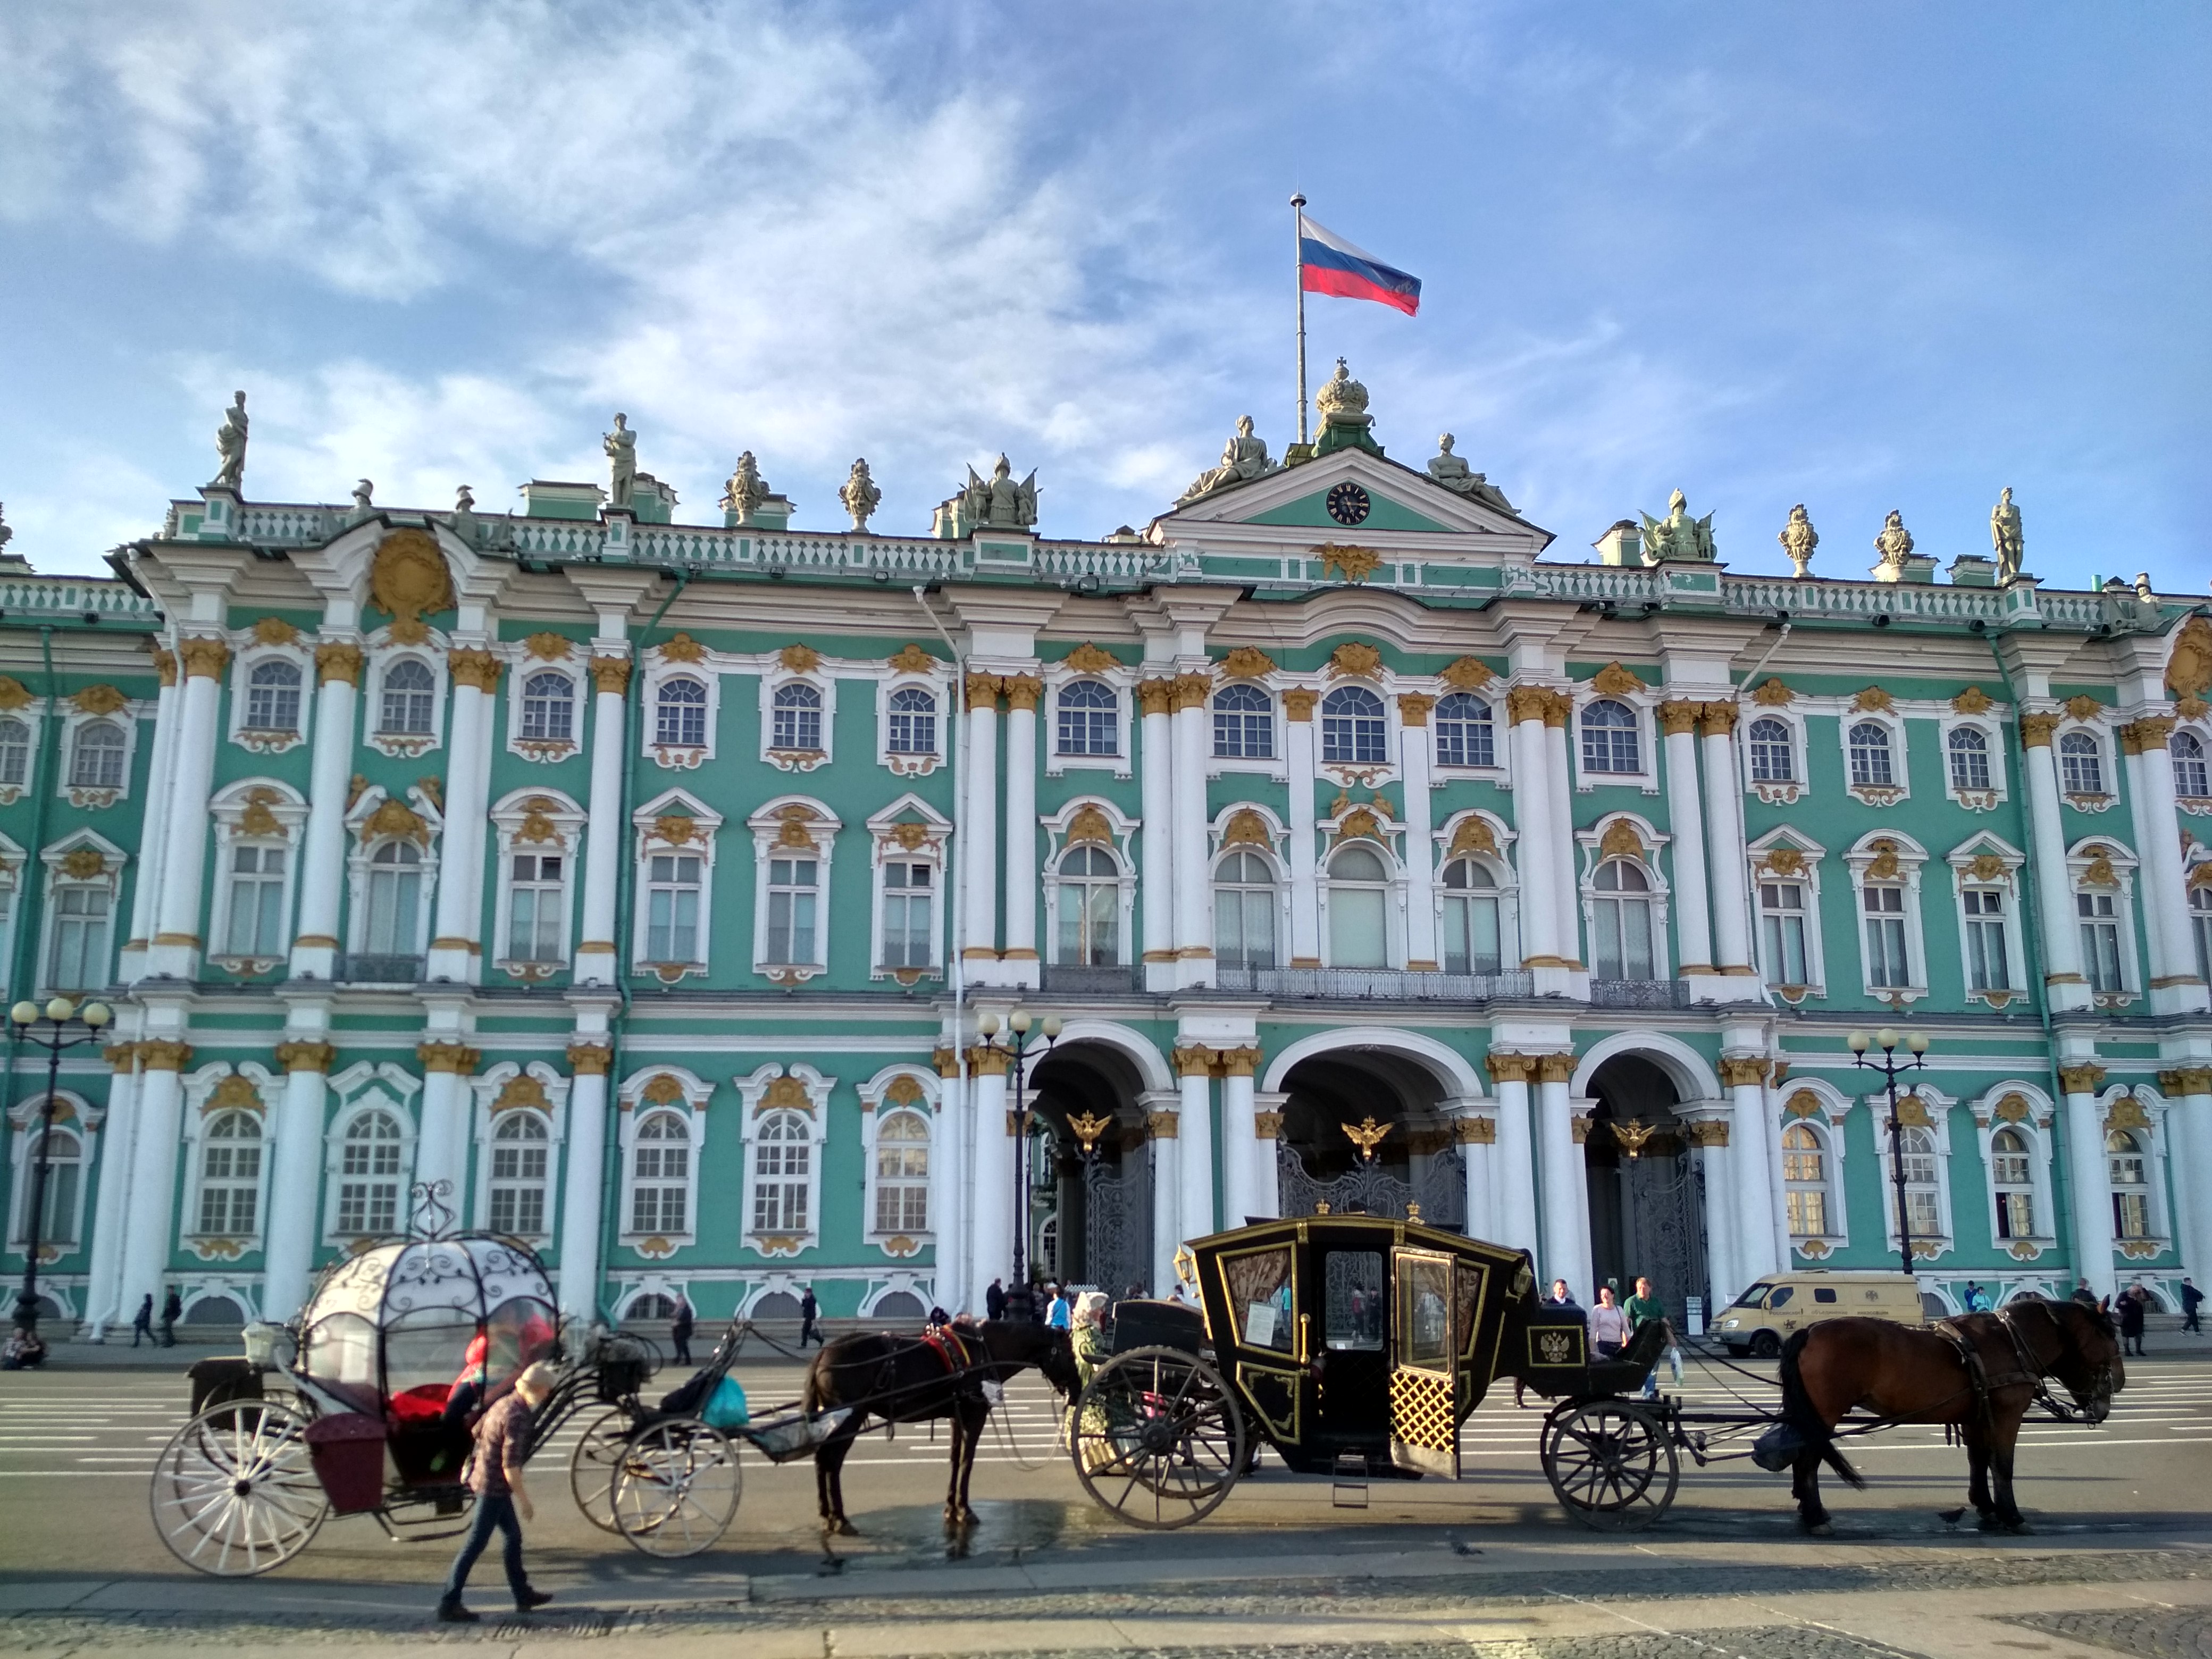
[1300,217,1421,316]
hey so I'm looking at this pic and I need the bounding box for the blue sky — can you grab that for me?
[2,3,2207,592]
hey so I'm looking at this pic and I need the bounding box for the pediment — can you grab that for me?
[1156,447,1550,553]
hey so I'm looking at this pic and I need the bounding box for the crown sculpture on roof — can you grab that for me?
[1178,415,1280,505]
[1310,358,1383,458]
[1640,489,1717,563]
[934,454,1038,539]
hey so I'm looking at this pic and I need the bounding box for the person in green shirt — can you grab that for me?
[1624,1276,1668,1400]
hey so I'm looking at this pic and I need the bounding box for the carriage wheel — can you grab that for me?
[149,1399,328,1576]
[611,1419,741,1557]
[1070,1346,1246,1530]
[568,1407,633,1532]
[1541,1398,1678,1532]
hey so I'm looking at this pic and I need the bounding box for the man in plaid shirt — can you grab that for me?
[437,1360,558,1623]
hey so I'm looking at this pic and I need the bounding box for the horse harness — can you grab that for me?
[1932,1306,2094,1428]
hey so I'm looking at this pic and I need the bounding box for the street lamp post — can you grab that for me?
[1849,1026,1929,1283]
[10,996,112,1337]
[976,1008,1059,1322]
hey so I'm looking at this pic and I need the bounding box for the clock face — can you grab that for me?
[1326,482,1372,526]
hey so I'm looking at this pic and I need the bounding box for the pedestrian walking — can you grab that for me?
[670,1299,693,1365]
[437,1360,558,1623]
[985,1278,1007,1321]
[1046,1286,1072,1331]
[799,1286,822,1348]
[160,1287,181,1348]
[1587,1286,1631,1361]
[2118,1281,2149,1358]
[2071,1277,2101,1311]
[1543,1278,1580,1311]
[130,1294,153,1348]
[1623,1276,1665,1399]
[2182,1277,2203,1335]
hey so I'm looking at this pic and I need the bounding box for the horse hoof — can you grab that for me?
[2005,1520,2034,1536]
[828,1520,858,1538]
[1802,1520,1833,1537]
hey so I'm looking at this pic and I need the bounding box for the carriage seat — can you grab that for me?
[1511,1311,1671,1401]
[385,1384,476,1488]
[387,1382,454,1427]
[1108,1298,1208,1356]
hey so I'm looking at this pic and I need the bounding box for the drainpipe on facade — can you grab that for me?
[915,586,969,1314]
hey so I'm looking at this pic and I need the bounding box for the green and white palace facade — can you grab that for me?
[7,367,2212,1338]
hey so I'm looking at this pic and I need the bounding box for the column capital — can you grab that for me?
[932,1045,960,1078]
[968,1045,1011,1077]
[2058,1063,2107,1096]
[1171,1044,1216,1079]
[1505,685,1551,726]
[1683,1119,1730,1147]
[1137,676,1176,716]
[589,656,633,696]
[2021,711,2060,748]
[2159,1068,2212,1096]
[139,1039,195,1071]
[1698,700,1739,736]
[1145,1108,1180,1139]
[2122,716,2176,755]
[1396,692,1435,727]
[178,636,231,680]
[1486,1052,1537,1084]
[1003,674,1044,711]
[102,1042,138,1073]
[417,1041,481,1076]
[152,647,178,689]
[1717,1055,1772,1087]
[1540,689,1574,728]
[565,1041,614,1076]
[1170,673,1212,713]
[274,1041,337,1074]
[1281,686,1317,722]
[964,672,1004,710]
[1217,1045,1261,1078]
[314,642,365,686]
[1453,1116,1496,1144]
[448,648,503,693]
[1536,1052,1577,1084]
[1657,699,1702,736]
[1253,1110,1283,1139]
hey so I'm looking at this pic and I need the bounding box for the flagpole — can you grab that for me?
[1291,192,1309,445]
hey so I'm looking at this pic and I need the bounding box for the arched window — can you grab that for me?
[887,687,936,754]
[1991,1126,2035,1239]
[1321,686,1386,765]
[0,717,28,787]
[1862,880,1910,988]
[873,1109,929,1234]
[1327,843,1390,968]
[1056,845,1119,965]
[752,1110,811,1233]
[520,672,574,743]
[1948,727,1991,792]
[223,842,288,958]
[362,840,423,956]
[1759,870,1810,986]
[2173,730,2210,799]
[336,1111,404,1236]
[506,848,564,962]
[771,682,823,751]
[488,1114,549,1236]
[1590,859,1656,981]
[2108,1129,2150,1241]
[1581,699,1640,775]
[1434,693,1494,769]
[655,677,707,747]
[196,1110,262,1236]
[765,854,819,965]
[1781,1122,1828,1238]
[630,1111,690,1234]
[1891,1125,1941,1243]
[1747,717,1794,783]
[1212,849,1277,969]
[1848,722,1894,787]
[245,660,302,733]
[11,1123,81,1247]
[2193,882,2212,984]
[69,720,125,790]
[2077,885,2124,993]
[1962,883,2010,991]
[379,660,436,735]
[627,1292,679,1323]
[1438,858,1502,975]
[2060,731,2104,795]
[645,852,701,961]
[1056,681,1118,757]
[1212,684,1273,760]
[47,867,112,992]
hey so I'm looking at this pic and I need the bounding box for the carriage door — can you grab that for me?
[1388,1247,1460,1479]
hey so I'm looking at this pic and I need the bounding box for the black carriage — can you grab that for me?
[1068,1213,1681,1531]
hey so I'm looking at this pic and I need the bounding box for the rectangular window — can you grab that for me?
[1759,881,1809,985]
[752,1145,810,1232]
[765,858,819,965]
[507,852,565,962]
[224,845,287,958]
[2113,1192,2149,1241]
[1996,1190,2034,1239]
[881,861,933,968]
[336,1178,398,1236]
[2077,891,2124,993]
[48,885,111,992]
[645,854,701,962]
[1862,884,1910,987]
[1962,887,2010,991]
[1785,1188,1827,1237]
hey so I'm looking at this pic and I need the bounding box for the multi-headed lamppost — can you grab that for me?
[11,996,112,1335]
[1849,1026,1929,1281]
[975,1008,1059,1321]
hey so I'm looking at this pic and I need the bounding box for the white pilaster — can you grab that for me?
[1544,707,1581,983]
[1001,677,1041,985]
[2162,1074,2212,1291]
[970,1063,1012,1297]
[1398,695,1439,969]
[1658,703,1714,977]
[1453,1108,1498,1240]
[1725,1059,1781,1283]
[962,676,1001,970]
[290,649,359,979]
[557,1042,611,1325]
[935,1066,970,1313]
[1700,705,1756,987]
[2060,1068,2115,1300]
[1487,1060,1540,1266]
[575,656,630,985]
[1220,1064,1259,1226]
[1170,673,1213,987]
[1505,693,1565,993]
[1682,1108,1740,1307]
[148,640,228,979]
[118,664,180,982]
[1285,695,1321,965]
[1138,680,1175,988]
[117,1049,189,1318]
[261,1041,333,1323]
[2022,718,2091,1011]
[2132,722,2207,1013]
[1251,1090,1286,1221]
[1176,1052,1215,1238]
[1146,1093,1184,1296]
[426,652,498,983]
[79,1048,140,1335]
[413,1036,478,1202]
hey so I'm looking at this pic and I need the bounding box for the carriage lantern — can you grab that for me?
[9,995,109,1337]
[1850,1028,1930,1281]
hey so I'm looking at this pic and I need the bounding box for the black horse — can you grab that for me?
[802,1319,1079,1534]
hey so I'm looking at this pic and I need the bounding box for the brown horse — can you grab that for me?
[802,1320,1079,1534]
[1776,1297,2122,1534]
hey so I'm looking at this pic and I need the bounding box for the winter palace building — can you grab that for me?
[7,364,2212,1339]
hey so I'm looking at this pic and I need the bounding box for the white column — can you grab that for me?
[1398,696,1439,969]
[962,676,1001,969]
[1487,1059,1540,1265]
[556,1044,611,1324]
[935,1066,970,1313]
[1658,702,1714,975]
[1725,1059,1781,1282]
[970,1062,1012,1298]
[2132,719,2207,1012]
[574,656,630,985]
[1505,693,1562,971]
[1220,1060,1259,1227]
[1285,692,1321,965]
[260,1042,333,1323]
[117,1048,189,1318]
[2162,1073,2212,1292]
[2022,717,2090,1011]
[413,1045,478,1200]
[1686,1113,1741,1308]
[1536,1057,1591,1297]
[1544,706,1581,971]
[1001,676,1041,979]
[1137,680,1175,984]
[290,646,361,978]
[119,663,180,979]
[2060,1066,2115,1300]
[1171,674,1213,986]
[1175,1050,1216,1238]
[80,1049,140,1335]
[1455,1112,1498,1239]
[427,652,498,983]
[149,640,229,978]
[1700,705,1755,981]
[1251,1091,1286,1220]
[1146,1095,1183,1296]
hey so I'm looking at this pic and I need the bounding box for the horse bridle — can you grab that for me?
[1995,1302,2113,1425]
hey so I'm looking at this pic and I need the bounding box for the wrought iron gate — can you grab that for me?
[1276,1146,1467,1231]
[1616,1151,1707,1322]
[1084,1151,1152,1296]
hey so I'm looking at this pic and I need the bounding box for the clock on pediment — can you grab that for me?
[1325,481,1371,526]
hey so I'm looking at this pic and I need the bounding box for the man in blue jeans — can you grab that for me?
[438,1361,557,1623]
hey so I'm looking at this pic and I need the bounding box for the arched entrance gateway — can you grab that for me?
[1582,1054,1708,1321]
[1026,1040,1155,1297]
[1273,1041,1469,1231]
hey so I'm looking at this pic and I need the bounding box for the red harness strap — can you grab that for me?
[920,1328,971,1375]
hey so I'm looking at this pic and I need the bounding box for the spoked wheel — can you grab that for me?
[150,1399,328,1576]
[611,1418,741,1557]
[1541,1397,1679,1532]
[569,1407,633,1532]
[1070,1345,1246,1530]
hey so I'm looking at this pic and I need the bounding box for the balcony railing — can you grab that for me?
[1212,966,1535,1002]
[1038,963,1143,995]
[1588,978,1693,1010]
[335,953,423,986]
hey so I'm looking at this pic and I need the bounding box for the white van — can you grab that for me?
[1712,1271,1925,1357]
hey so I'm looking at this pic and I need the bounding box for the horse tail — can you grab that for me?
[1779,1328,1866,1490]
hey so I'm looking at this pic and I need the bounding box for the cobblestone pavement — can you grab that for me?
[2003,1606,2212,1658]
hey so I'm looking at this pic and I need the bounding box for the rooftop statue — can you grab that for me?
[840,458,882,533]
[603,413,636,509]
[1778,502,1819,579]
[1178,415,1278,505]
[1426,433,1514,513]
[1990,487,2024,583]
[451,485,478,542]
[722,450,768,522]
[962,454,1038,530]
[1639,489,1716,563]
[210,391,249,491]
[0,501,10,553]
[1873,508,1915,575]
[350,479,375,520]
